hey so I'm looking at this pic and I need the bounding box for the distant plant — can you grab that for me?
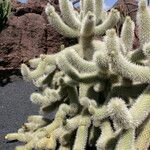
[0,0,11,30]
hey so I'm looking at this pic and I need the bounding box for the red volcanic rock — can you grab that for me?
[0,0,77,70]
[0,13,47,70]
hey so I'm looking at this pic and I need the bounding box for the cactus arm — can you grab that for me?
[27,115,48,124]
[108,98,133,130]
[56,54,81,81]
[92,40,110,71]
[94,0,103,25]
[1,0,11,22]
[73,126,89,150]
[135,116,150,150]
[28,57,42,68]
[79,97,109,124]
[82,0,94,18]
[28,53,58,68]
[121,16,135,53]
[93,106,110,125]
[143,42,150,66]
[79,71,110,83]
[45,127,67,150]
[107,29,150,83]
[36,137,49,149]
[63,48,97,73]
[73,115,91,150]
[21,61,47,80]
[5,104,72,149]
[58,0,81,29]
[107,97,136,150]
[63,43,109,73]
[137,0,150,48]
[80,11,95,37]
[64,115,81,131]
[107,85,150,149]
[96,120,114,150]
[111,51,150,83]
[44,104,76,132]
[79,11,95,59]
[5,133,33,142]
[30,85,67,109]
[15,139,37,150]
[79,0,84,20]
[21,53,59,81]
[108,86,150,128]
[143,42,150,57]
[115,129,135,150]
[79,97,97,114]
[93,50,109,72]
[45,3,79,38]
[130,85,150,127]
[94,9,120,36]
[61,115,91,150]
[57,54,109,84]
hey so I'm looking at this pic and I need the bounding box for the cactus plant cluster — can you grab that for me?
[0,0,11,30]
[5,0,150,149]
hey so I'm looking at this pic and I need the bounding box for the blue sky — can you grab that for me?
[104,0,117,10]
[18,0,27,3]
[18,0,117,10]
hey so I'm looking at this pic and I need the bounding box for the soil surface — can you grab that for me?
[0,75,56,150]
[0,75,38,150]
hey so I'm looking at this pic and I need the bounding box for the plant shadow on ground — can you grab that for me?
[0,70,22,87]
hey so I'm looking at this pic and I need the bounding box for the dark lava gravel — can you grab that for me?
[0,76,40,150]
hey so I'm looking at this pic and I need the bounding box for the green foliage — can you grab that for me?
[0,0,11,30]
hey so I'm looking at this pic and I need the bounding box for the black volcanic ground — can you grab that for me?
[0,76,39,149]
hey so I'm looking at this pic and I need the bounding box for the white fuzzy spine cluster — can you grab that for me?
[121,16,135,53]
[137,0,150,48]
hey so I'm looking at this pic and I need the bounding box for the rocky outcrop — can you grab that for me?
[0,0,77,70]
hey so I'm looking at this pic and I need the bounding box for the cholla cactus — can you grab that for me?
[0,0,11,30]
[5,0,150,149]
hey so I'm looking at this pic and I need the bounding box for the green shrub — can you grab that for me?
[0,0,11,30]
